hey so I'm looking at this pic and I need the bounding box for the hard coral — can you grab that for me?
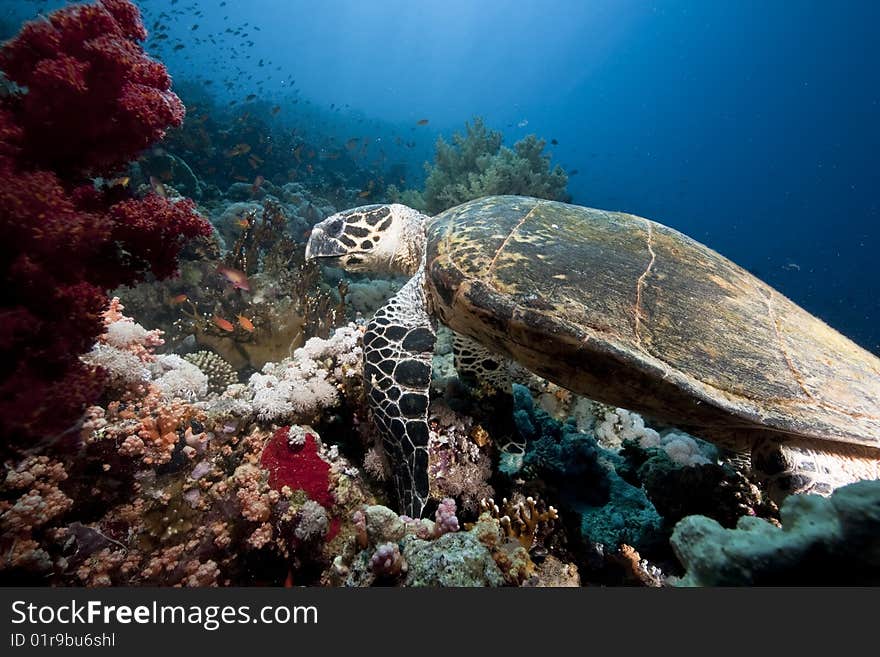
[671,479,880,586]
[0,1,211,444]
[479,495,558,550]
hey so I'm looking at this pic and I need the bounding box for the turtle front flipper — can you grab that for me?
[364,271,436,517]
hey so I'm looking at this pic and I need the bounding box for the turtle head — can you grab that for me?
[306,204,428,276]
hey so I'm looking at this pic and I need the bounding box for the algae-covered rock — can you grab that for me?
[403,531,504,587]
[671,479,880,586]
[363,504,405,545]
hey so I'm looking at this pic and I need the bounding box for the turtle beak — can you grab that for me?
[305,225,347,261]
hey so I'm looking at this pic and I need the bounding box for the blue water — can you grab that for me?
[5,0,879,353]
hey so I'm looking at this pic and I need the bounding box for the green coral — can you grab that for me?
[513,384,663,551]
[671,479,880,586]
[409,117,570,214]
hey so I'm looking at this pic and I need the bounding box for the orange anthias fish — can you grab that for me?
[251,175,265,194]
[237,315,255,332]
[170,293,188,305]
[212,315,235,332]
[217,266,251,291]
[225,143,252,158]
[108,176,130,188]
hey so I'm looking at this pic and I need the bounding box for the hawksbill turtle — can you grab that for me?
[306,195,880,517]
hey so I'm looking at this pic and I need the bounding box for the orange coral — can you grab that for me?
[479,495,558,550]
[86,384,204,466]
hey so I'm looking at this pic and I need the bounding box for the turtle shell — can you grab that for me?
[425,195,880,450]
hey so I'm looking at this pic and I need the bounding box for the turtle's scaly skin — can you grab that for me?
[426,196,880,469]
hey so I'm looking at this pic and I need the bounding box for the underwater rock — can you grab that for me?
[671,479,880,585]
[402,531,504,587]
[363,505,405,544]
[634,447,764,527]
[226,182,264,202]
[523,555,582,587]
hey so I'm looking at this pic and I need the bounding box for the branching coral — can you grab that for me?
[479,495,558,551]
[0,1,211,444]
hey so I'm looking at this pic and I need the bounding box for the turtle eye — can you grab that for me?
[327,218,344,236]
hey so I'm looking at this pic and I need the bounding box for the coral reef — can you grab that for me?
[331,501,507,587]
[0,1,869,590]
[402,531,504,587]
[479,495,558,551]
[427,400,494,513]
[671,479,880,586]
[0,0,211,444]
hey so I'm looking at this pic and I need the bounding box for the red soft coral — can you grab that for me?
[261,429,334,509]
[0,1,210,446]
[0,0,183,177]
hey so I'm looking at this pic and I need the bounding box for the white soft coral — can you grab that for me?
[151,354,209,402]
[248,323,363,423]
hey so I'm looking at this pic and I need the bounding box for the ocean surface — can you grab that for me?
[3,0,879,353]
